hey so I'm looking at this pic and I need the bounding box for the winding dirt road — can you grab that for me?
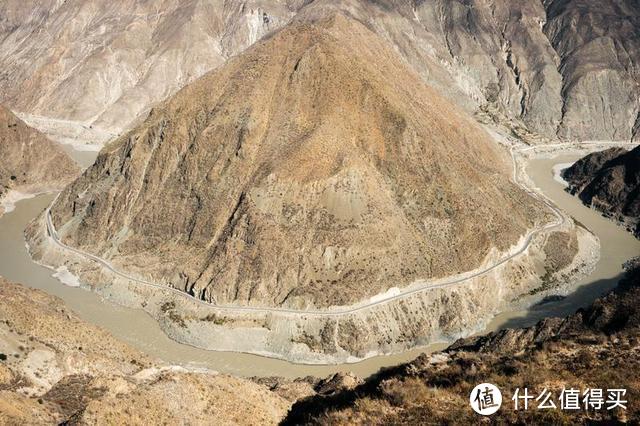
[43,141,635,317]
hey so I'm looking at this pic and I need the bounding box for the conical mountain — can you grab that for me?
[51,14,543,308]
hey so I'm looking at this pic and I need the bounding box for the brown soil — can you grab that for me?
[50,13,543,309]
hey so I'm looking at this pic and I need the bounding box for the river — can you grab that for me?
[0,150,637,378]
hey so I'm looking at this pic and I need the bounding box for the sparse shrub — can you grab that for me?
[160,301,176,313]
[202,314,227,325]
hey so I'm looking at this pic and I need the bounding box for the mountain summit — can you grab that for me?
[50,14,543,308]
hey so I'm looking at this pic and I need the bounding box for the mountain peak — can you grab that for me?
[51,14,543,308]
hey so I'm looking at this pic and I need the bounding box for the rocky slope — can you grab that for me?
[0,277,291,425]
[0,0,301,145]
[564,146,640,238]
[283,259,640,424]
[341,0,640,141]
[544,0,640,142]
[0,105,78,215]
[2,1,638,145]
[48,13,545,309]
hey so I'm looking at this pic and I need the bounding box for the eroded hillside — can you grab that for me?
[0,105,78,215]
[49,13,545,308]
[1,0,638,144]
[0,278,291,425]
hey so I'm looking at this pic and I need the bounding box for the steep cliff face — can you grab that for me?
[564,146,640,237]
[1,1,637,144]
[0,105,78,213]
[49,13,543,308]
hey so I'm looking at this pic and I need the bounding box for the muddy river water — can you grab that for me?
[0,150,638,378]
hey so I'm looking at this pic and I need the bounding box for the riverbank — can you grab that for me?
[2,140,635,374]
[1,190,37,215]
[1,194,447,378]
[1,186,66,219]
[482,146,640,333]
[22,140,603,365]
[283,260,640,424]
[0,277,291,425]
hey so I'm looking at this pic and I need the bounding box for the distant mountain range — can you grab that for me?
[1,0,638,145]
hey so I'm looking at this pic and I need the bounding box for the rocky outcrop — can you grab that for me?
[0,105,78,215]
[564,146,640,237]
[283,260,640,424]
[0,277,290,425]
[47,13,544,309]
[254,372,362,402]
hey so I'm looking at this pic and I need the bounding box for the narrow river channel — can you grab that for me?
[0,150,637,378]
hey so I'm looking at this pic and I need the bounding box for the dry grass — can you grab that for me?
[283,267,640,424]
